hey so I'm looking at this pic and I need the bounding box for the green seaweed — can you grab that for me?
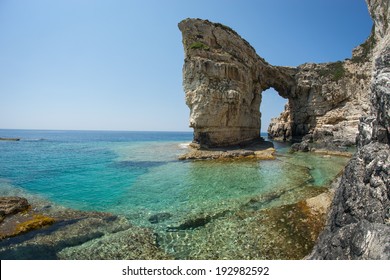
[189,41,210,51]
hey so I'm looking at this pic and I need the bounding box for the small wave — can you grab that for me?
[22,138,46,142]
[178,142,191,149]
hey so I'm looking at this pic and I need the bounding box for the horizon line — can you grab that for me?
[0,128,270,134]
[0,127,193,133]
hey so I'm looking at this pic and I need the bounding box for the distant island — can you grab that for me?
[0,137,20,141]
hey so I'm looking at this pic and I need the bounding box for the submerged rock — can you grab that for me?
[0,197,170,260]
[291,142,310,153]
[148,212,172,224]
[158,188,333,260]
[58,226,171,260]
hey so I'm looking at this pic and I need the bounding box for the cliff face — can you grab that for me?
[309,0,390,259]
[179,18,373,148]
[269,57,372,145]
[178,19,295,147]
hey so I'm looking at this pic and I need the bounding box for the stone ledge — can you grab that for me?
[179,140,275,160]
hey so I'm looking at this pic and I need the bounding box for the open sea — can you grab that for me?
[0,129,350,258]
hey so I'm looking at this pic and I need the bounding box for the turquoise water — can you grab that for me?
[0,129,349,227]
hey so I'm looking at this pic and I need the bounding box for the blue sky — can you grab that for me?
[0,0,372,132]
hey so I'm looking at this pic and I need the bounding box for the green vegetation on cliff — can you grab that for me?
[319,61,346,81]
[351,27,377,63]
[189,41,210,50]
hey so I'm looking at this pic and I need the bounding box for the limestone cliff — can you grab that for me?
[178,19,295,147]
[309,0,390,259]
[269,56,372,145]
[179,18,373,148]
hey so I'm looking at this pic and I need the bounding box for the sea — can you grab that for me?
[0,129,350,258]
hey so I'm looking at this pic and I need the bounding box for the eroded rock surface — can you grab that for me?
[178,19,295,147]
[270,57,372,145]
[179,18,373,148]
[0,197,29,222]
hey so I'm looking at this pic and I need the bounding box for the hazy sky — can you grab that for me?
[0,0,372,132]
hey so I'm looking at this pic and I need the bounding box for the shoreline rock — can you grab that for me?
[0,197,29,223]
[178,139,275,160]
[290,140,354,157]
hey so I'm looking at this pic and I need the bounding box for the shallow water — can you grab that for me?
[0,129,350,258]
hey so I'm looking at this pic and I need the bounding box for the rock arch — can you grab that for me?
[178,18,372,148]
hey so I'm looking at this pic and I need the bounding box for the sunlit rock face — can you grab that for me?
[178,19,295,147]
[179,18,373,148]
[269,46,373,145]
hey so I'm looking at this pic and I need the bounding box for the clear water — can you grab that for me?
[0,129,349,227]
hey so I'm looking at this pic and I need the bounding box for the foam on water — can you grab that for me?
[178,142,191,149]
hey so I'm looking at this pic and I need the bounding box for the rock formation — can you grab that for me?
[179,18,373,148]
[269,56,372,145]
[178,19,295,147]
[309,0,390,259]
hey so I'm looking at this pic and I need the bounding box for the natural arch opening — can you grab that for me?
[260,88,290,141]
